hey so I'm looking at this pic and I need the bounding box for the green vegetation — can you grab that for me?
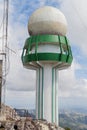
[64,127,71,130]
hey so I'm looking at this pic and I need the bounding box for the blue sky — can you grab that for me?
[0,0,87,110]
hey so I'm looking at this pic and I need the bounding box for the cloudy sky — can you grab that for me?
[0,0,87,110]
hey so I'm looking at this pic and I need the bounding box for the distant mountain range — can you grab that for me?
[14,108,87,130]
[59,107,87,114]
[59,112,87,130]
[14,108,35,118]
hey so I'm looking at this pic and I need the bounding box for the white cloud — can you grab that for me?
[5,90,35,109]
[58,59,87,98]
[8,21,29,51]
[60,0,87,55]
[54,0,87,98]
[6,51,36,91]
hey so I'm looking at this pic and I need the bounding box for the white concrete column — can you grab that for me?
[36,64,58,125]
[55,69,59,125]
[36,68,43,119]
[43,64,52,122]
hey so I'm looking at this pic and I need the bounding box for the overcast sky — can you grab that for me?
[0,0,87,109]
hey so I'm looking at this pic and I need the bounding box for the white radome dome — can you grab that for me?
[28,6,67,36]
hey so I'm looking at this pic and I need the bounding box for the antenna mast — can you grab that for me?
[1,0,9,116]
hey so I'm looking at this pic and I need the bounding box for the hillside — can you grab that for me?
[14,109,87,130]
[59,112,87,130]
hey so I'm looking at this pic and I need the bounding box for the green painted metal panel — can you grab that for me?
[23,34,68,49]
[21,34,73,66]
[60,36,66,44]
[67,56,73,63]
[60,55,67,62]
[22,53,72,65]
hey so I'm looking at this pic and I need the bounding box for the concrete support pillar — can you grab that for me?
[36,64,58,125]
